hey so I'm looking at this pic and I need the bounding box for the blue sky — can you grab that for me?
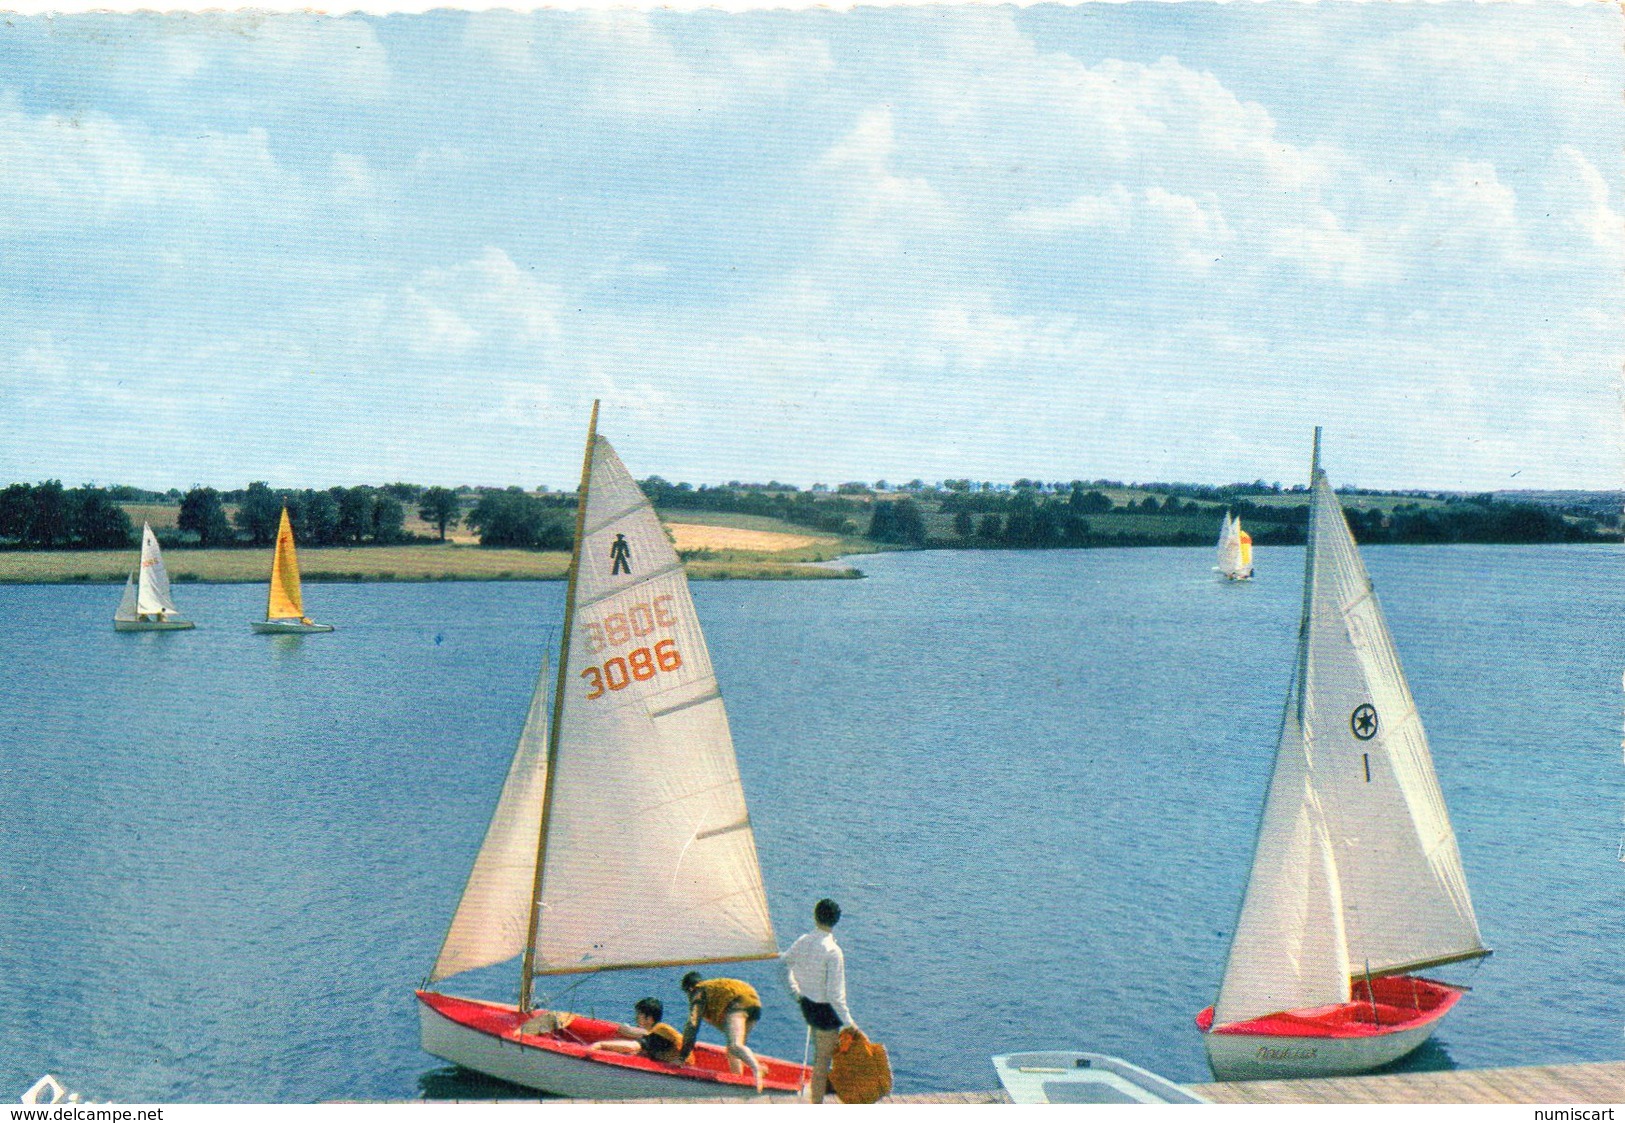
[1,5,1621,491]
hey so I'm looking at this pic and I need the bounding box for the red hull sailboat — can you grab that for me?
[1197,429,1489,1081]
[416,403,808,1098]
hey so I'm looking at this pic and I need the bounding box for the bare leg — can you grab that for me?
[810,1027,840,1103]
[725,1009,764,1093]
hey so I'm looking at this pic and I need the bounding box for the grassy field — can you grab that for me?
[0,543,861,584]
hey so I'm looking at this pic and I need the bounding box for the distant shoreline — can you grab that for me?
[0,544,864,585]
[0,536,1609,587]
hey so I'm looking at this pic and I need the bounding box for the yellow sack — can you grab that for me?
[829,1027,892,1104]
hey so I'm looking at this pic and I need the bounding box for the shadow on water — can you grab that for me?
[1370,1038,1458,1075]
[417,1065,555,1101]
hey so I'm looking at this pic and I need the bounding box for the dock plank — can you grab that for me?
[1191,1059,1625,1104]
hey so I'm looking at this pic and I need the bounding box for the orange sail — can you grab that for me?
[1238,528,1253,570]
[267,508,305,621]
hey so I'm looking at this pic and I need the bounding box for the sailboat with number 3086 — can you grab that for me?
[415,403,811,1098]
[1196,428,1489,1081]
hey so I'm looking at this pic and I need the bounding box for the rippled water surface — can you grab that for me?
[2,544,1621,1100]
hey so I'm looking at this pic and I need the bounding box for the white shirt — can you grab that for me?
[782,928,855,1029]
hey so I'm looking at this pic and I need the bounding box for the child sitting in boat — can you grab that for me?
[588,997,684,1064]
[678,972,765,1093]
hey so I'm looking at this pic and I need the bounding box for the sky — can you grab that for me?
[1,4,1622,492]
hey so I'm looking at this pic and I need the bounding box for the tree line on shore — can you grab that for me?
[0,476,1611,552]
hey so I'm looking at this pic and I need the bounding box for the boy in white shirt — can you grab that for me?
[782,898,857,1103]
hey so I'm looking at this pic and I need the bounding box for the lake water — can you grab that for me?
[2,544,1622,1100]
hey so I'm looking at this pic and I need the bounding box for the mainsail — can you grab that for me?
[1216,513,1253,578]
[1213,443,1485,1027]
[267,509,305,621]
[136,523,179,616]
[430,411,776,991]
[530,434,776,975]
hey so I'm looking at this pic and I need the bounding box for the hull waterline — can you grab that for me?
[114,618,195,631]
[252,620,335,634]
[1197,976,1462,1082]
[417,991,808,1100]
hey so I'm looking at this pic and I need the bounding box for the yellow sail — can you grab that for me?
[1238,527,1253,569]
[267,508,306,621]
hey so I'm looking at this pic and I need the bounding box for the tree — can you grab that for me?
[26,480,68,548]
[953,511,974,539]
[418,487,462,541]
[0,484,32,541]
[977,514,1002,540]
[372,494,407,543]
[70,489,134,548]
[336,487,374,544]
[466,489,571,549]
[867,498,926,545]
[235,481,283,547]
[294,490,342,546]
[178,487,233,547]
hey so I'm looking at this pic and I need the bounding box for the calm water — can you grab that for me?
[2,545,1622,1100]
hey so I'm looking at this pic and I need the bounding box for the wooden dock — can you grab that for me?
[1191,1059,1625,1104]
[432,1060,1625,1105]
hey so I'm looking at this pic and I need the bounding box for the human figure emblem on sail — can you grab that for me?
[1195,428,1489,1082]
[610,532,632,576]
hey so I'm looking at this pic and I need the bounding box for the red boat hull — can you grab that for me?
[1196,975,1463,1081]
[417,990,811,1098]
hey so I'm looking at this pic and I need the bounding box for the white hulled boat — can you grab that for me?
[1215,511,1254,581]
[415,402,808,1098]
[252,508,333,634]
[1197,428,1489,1081]
[113,523,194,631]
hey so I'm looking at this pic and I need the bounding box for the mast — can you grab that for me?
[1294,426,1322,722]
[519,399,600,1013]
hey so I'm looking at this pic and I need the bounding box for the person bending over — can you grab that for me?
[678,972,765,1093]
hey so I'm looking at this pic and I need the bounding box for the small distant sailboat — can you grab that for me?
[252,508,333,634]
[113,523,194,631]
[1196,428,1489,1081]
[1215,511,1254,581]
[415,402,809,1098]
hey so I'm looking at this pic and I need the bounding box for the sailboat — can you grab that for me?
[252,508,334,634]
[1215,511,1254,581]
[415,403,810,1098]
[113,523,195,631]
[1196,429,1489,1081]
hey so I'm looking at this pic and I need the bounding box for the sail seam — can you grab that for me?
[650,690,722,720]
[575,560,686,611]
[581,497,654,540]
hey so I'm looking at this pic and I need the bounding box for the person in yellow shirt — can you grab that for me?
[678,972,765,1092]
[588,997,684,1065]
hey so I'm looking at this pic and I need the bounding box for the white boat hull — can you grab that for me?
[1202,1019,1437,1082]
[252,620,334,634]
[114,618,195,631]
[417,994,800,1100]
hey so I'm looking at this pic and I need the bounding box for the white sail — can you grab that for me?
[430,667,552,983]
[1213,458,1483,1027]
[1214,709,1352,1025]
[1216,513,1242,575]
[1298,474,1484,976]
[114,571,139,621]
[136,524,179,615]
[531,436,777,975]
